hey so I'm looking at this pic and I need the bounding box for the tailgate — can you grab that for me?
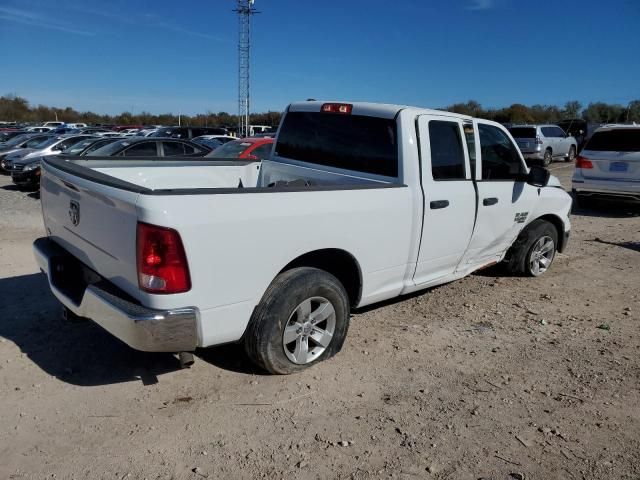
[40,160,141,299]
[581,150,640,182]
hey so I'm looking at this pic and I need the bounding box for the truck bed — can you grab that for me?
[47,156,394,193]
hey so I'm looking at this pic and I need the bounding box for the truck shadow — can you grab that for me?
[0,272,183,386]
[571,199,640,218]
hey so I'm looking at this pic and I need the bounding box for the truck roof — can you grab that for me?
[288,101,472,120]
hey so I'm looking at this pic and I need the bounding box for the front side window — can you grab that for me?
[251,143,273,160]
[428,120,466,180]
[479,124,525,180]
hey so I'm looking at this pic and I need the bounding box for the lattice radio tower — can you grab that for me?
[234,0,259,138]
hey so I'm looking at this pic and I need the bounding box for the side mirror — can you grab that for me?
[527,165,550,187]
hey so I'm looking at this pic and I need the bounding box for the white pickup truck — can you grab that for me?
[34,101,572,374]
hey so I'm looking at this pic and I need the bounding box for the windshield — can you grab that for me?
[62,138,96,155]
[508,127,537,138]
[2,134,32,147]
[86,139,128,156]
[206,140,252,158]
[82,139,116,154]
[24,135,52,148]
[31,136,61,149]
[585,129,640,152]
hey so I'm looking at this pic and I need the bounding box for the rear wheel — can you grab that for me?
[543,149,553,167]
[507,219,558,277]
[244,267,350,374]
[566,145,576,162]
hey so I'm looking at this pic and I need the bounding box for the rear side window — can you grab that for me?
[428,121,466,180]
[479,124,525,180]
[123,142,157,156]
[162,141,185,156]
[585,129,640,152]
[509,127,537,138]
[275,111,398,177]
[541,127,555,137]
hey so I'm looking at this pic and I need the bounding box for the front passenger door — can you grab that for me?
[462,121,538,267]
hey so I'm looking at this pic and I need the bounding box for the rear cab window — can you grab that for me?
[585,129,640,152]
[275,110,398,178]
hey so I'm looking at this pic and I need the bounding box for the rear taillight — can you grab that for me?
[575,155,593,169]
[136,222,191,294]
[321,103,353,114]
[535,136,543,145]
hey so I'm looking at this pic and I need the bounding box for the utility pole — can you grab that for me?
[234,0,259,138]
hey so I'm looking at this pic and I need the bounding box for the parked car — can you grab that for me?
[25,126,55,133]
[0,134,53,171]
[572,125,640,206]
[150,126,228,139]
[206,137,274,160]
[77,127,113,135]
[135,128,158,137]
[0,130,27,142]
[94,131,123,137]
[42,121,65,128]
[4,134,95,173]
[86,137,210,157]
[9,135,97,189]
[192,135,236,150]
[508,125,577,166]
[33,100,571,373]
[58,136,124,156]
[66,123,88,129]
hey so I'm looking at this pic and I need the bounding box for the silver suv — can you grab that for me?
[509,125,577,166]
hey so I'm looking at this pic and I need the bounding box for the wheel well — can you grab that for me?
[545,147,552,153]
[281,249,362,307]
[536,214,566,252]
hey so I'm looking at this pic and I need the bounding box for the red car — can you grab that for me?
[205,137,274,160]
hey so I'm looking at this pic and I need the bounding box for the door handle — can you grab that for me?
[483,197,499,206]
[430,200,449,209]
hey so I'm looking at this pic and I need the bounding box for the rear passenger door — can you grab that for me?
[461,121,538,266]
[413,115,477,285]
[122,141,159,156]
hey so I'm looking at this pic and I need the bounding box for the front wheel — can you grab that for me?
[566,145,576,162]
[244,267,350,374]
[507,219,558,277]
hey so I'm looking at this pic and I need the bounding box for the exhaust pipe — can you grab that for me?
[178,351,194,369]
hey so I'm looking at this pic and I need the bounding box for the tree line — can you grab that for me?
[1,94,639,126]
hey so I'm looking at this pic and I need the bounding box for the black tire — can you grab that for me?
[543,149,553,167]
[566,145,576,162]
[506,219,558,277]
[244,267,350,374]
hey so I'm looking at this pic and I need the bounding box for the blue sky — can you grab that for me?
[0,0,638,115]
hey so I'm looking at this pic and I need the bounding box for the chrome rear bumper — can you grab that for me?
[33,237,199,352]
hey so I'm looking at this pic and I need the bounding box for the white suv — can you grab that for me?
[572,125,640,206]
[509,125,577,166]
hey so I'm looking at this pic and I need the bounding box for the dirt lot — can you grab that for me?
[0,165,639,480]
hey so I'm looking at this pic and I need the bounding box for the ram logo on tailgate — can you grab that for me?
[69,200,80,226]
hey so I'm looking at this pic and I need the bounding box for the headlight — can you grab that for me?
[22,162,40,172]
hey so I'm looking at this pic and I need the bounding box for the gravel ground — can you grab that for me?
[0,165,639,480]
